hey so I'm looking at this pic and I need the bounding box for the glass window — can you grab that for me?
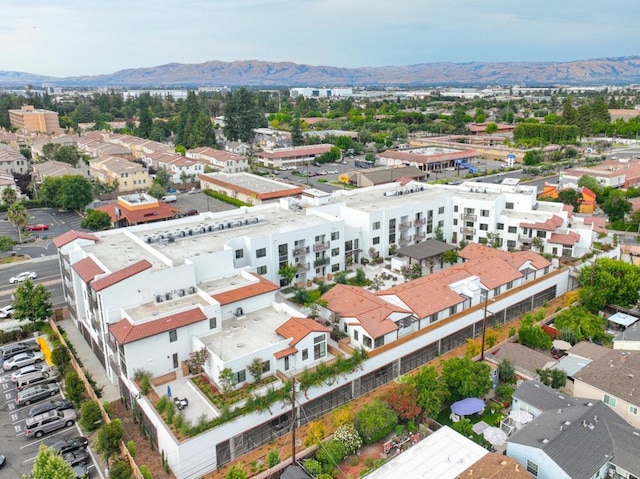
[389,218,396,229]
[169,329,177,342]
[256,248,266,258]
[354,330,359,341]
[536,231,546,238]
[453,219,458,226]
[481,209,489,217]
[331,263,339,272]
[374,336,384,348]
[526,460,538,477]
[508,226,517,233]
[438,206,445,214]
[630,405,638,415]
[373,237,380,245]
[449,305,457,315]
[497,223,504,230]
[604,394,617,407]
[505,202,514,210]
[332,248,340,257]
[209,317,217,329]
[480,224,488,231]
[453,205,458,212]
[302,349,308,360]
[257,265,267,275]
[372,221,380,230]
[363,335,372,348]
[262,360,270,373]
[234,369,246,384]
[235,249,244,259]
[331,231,339,241]
[313,335,326,360]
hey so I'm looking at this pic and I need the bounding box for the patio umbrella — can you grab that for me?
[508,409,533,424]
[167,385,172,398]
[451,397,485,416]
[553,339,572,350]
[483,427,508,446]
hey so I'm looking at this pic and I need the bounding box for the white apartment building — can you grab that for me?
[54,180,593,478]
[185,147,248,173]
[290,87,353,99]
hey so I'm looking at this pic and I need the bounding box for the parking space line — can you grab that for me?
[19,427,71,449]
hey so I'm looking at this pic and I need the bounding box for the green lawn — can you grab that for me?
[435,401,507,448]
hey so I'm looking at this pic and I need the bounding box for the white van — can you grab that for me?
[162,195,177,203]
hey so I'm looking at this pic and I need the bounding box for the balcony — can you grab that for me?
[296,262,310,272]
[279,254,288,263]
[293,246,309,257]
[314,257,329,267]
[399,237,412,246]
[414,218,426,226]
[414,233,425,241]
[61,266,71,281]
[462,214,477,221]
[399,221,413,231]
[460,227,475,235]
[519,235,532,243]
[313,241,330,252]
[65,286,75,301]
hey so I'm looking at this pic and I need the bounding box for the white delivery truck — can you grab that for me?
[162,195,177,203]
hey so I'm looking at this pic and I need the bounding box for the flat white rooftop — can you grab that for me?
[83,231,170,273]
[125,292,211,322]
[365,426,488,479]
[206,172,301,194]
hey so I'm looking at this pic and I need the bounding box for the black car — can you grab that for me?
[52,436,89,455]
[72,464,89,479]
[61,450,90,467]
[27,399,73,418]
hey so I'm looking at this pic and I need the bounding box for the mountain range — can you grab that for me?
[2,56,640,88]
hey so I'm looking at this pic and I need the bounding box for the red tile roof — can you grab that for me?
[379,149,479,165]
[548,231,580,246]
[274,346,298,359]
[212,274,279,305]
[519,214,564,231]
[276,317,330,346]
[95,202,175,225]
[72,257,105,283]
[109,307,206,345]
[53,230,99,249]
[460,243,550,271]
[92,260,152,292]
[256,144,333,159]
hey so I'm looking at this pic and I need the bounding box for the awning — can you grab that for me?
[608,312,638,327]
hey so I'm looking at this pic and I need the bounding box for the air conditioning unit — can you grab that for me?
[155,295,163,303]
[165,292,172,301]
[177,289,186,297]
[236,307,244,316]
[188,286,196,294]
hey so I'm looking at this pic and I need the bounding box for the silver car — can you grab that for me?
[11,364,45,382]
[3,351,44,371]
[25,409,77,438]
[9,271,37,284]
[15,383,59,406]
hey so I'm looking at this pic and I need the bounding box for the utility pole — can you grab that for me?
[291,375,296,464]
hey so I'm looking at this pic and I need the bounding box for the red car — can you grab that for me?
[26,224,49,232]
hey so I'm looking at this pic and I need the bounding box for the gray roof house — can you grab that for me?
[507,381,640,479]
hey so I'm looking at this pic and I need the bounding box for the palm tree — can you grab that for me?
[1,187,17,206]
[6,203,28,243]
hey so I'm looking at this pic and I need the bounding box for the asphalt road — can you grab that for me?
[0,350,99,478]
[0,258,64,309]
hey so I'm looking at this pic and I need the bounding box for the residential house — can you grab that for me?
[32,160,91,183]
[486,342,556,380]
[456,453,533,479]
[186,147,248,173]
[0,168,22,203]
[0,144,28,174]
[89,156,150,192]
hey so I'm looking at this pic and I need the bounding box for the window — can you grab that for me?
[313,335,327,360]
[465,221,474,228]
[526,460,538,477]
[536,231,546,238]
[278,244,288,257]
[332,248,340,257]
[438,206,445,214]
[464,207,475,215]
[438,220,444,228]
[331,231,339,241]
[630,405,638,415]
[363,335,372,348]
[389,233,396,243]
[604,394,617,408]
[480,209,489,217]
[374,336,385,348]
[256,248,266,258]
[332,263,339,272]
[506,280,513,290]
[449,305,457,315]
[372,221,380,230]
[497,223,504,230]
[169,329,177,342]
[429,313,438,324]
[262,360,270,373]
[480,224,488,231]
[235,249,244,259]
[257,265,267,275]
[209,317,217,329]
[453,219,458,226]
[234,369,247,384]
[505,202,514,210]
[354,330,359,341]
[284,356,290,371]
[508,226,517,233]
[453,205,458,212]
[389,218,396,229]
[302,349,308,360]
[373,237,380,245]
[173,353,179,369]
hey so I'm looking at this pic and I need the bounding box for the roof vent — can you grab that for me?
[236,343,245,349]
[563,421,571,425]
[542,438,549,444]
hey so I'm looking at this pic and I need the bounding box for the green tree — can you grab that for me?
[39,176,93,210]
[81,209,112,231]
[497,358,516,384]
[442,250,458,265]
[30,443,75,479]
[561,96,577,125]
[557,188,582,210]
[154,167,171,188]
[354,399,398,444]
[108,459,133,479]
[411,365,449,418]
[578,175,602,197]
[537,368,567,389]
[518,316,553,350]
[523,150,543,166]
[6,202,28,242]
[64,370,86,405]
[188,111,217,148]
[291,117,304,146]
[136,107,153,139]
[0,235,15,253]
[13,280,52,323]
[147,183,166,199]
[79,400,103,431]
[601,190,631,222]
[554,306,607,342]
[485,122,498,134]
[579,259,640,312]
[440,357,491,402]
[278,263,297,286]
[51,346,70,376]
[96,419,124,466]
[223,88,267,143]
[381,381,422,420]
[175,91,201,148]
[2,186,17,205]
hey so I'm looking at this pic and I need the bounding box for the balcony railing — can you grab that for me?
[313,241,330,252]
[293,246,309,257]
[399,221,413,231]
[462,214,477,221]
[297,262,310,272]
[399,237,412,246]
[414,218,426,226]
[414,233,425,241]
[314,257,329,267]
[519,235,532,243]
[460,227,475,235]
[279,254,289,262]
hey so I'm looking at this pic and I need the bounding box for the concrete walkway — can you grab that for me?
[57,319,121,403]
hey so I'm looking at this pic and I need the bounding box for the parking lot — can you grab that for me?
[0,340,99,478]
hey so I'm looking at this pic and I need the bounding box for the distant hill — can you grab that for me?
[2,56,640,87]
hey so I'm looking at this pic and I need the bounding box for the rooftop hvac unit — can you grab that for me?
[168,237,175,243]
[226,221,234,229]
[235,220,243,227]
[236,307,244,317]
[144,236,152,244]
[165,292,172,301]
[188,286,196,294]
[155,295,163,303]
[177,289,186,297]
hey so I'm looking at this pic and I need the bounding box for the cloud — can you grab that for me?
[0,0,638,76]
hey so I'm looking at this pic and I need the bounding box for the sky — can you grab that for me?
[1,0,639,77]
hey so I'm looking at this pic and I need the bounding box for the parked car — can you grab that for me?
[16,370,57,391]
[11,363,45,382]
[184,209,198,216]
[0,305,13,318]
[3,351,44,370]
[61,450,90,467]
[25,224,49,232]
[52,436,89,455]
[9,271,37,284]
[0,341,39,361]
[27,398,73,418]
[0,454,5,468]
[72,464,89,479]
[15,383,59,406]
[25,409,77,438]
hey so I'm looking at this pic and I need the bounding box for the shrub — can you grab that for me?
[316,439,347,468]
[331,404,354,428]
[108,458,133,479]
[134,369,153,395]
[64,371,86,405]
[354,399,398,444]
[495,384,515,404]
[139,465,152,479]
[304,419,326,447]
[451,418,473,437]
[126,440,136,458]
[334,424,362,455]
[79,401,103,431]
[225,464,248,479]
[302,459,323,476]
[266,449,280,468]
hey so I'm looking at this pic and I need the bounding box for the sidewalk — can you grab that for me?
[57,319,121,403]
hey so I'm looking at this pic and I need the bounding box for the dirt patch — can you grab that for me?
[337,443,384,479]
[109,399,174,479]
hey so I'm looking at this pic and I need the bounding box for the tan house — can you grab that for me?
[8,105,61,134]
[0,144,28,174]
[186,147,248,173]
[89,156,150,192]
[32,160,91,183]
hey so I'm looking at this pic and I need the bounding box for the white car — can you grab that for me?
[9,272,37,284]
[0,305,13,318]
[11,364,45,382]
[3,351,45,371]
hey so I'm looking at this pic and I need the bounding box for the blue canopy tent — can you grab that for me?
[451,397,485,416]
